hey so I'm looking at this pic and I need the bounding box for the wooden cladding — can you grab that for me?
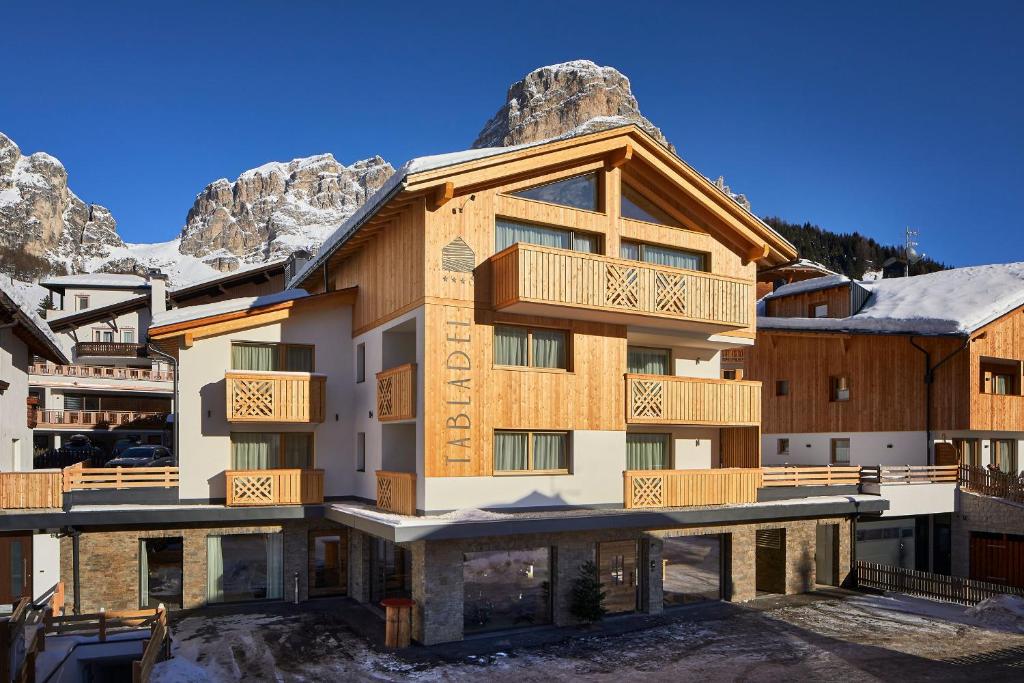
[623,468,761,508]
[625,374,761,426]
[376,470,416,515]
[226,371,326,423]
[225,468,325,506]
[0,471,62,509]
[376,363,416,421]
[490,243,752,328]
[63,464,179,491]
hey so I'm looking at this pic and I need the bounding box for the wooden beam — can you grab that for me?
[743,243,771,265]
[183,333,193,349]
[605,144,633,170]
[431,181,455,210]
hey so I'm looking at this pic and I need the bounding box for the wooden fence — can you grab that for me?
[861,465,958,484]
[857,561,1024,605]
[624,468,761,508]
[761,466,861,487]
[959,465,1024,504]
[63,464,179,492]
[0,471,63,509]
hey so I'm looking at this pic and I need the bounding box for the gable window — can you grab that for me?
[230,432,314,469]
[494,325,568,370]
[993,439,1018,474]
[831,438,851,465]
[621,184,680,227]
[627,346,670,375]
[494,430,569,474]
[811,303,829,318]
[830,376,850,402]
[620,240,706,272]
[510,172,598,212]
[76,295,90,311]
[627,433,670,470]
[776,380,790,397]
[356,343,365,383]
[777,438,790,456]
[495,218,600,254]
[231,342,313,372]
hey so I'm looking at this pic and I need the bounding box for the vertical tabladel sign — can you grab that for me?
[442,305,474,470]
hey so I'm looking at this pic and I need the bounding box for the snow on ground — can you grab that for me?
[151,591,1024,683]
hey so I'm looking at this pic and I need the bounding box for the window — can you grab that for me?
[831,376,850,402]
[206,533,283,603]
[510,172,598,211]
[463,548,551,633]
[493,325,568,369]
[621,184,680,227]
[495,218,600,254]
[811,303,829,318]
[626,433,670,469]
[620,240,706,272]
[356,343,365,383]
[981,359,1021,395]
[230,432,314,469]
[776,380,790,397]
[356,432,366,472]
[954,438,981,468]
[777,438,790,456]
[493,431,569,474]
[140,537,183,610]
[231,342,314,372]
[627,346,670,375]
[93,329,114,342]
[76,295,89,311]
[309,531,347,597]
[122,329,135,344]
[722,369,738,380]
[993,439,1018,474]
[831,438,851,465]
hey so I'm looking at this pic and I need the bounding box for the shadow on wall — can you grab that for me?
[199,379,230,438]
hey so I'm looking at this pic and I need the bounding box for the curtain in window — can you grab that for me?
[281,434,313,468]
[642,244,705,271]
[285,346,313,372]
[122,330,135,343]
[995,441,1017,473]
[495,219,570,251]
[139,542,149,607]
[231,433,280,469]
[571,232,600,254]
[494,326,528,366]
[533,433,567,470]
[207,536,224,603]
[619,241,640,261]
[627,348,669,375]
[627,434,668,469]
[265,533,283,600]
[532,330,566,369]
[494,432,528,471]
[232,343,276,371]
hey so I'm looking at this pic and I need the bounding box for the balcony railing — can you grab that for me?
[762,466,862,487]
[959,465,1024,504]
[30,362,173,382]
[225,468,325,506]
[34,409,168,428]
[625,375,761,425]
[63,463,179,491]
[226,371,326,423]
[376,470,416,515]
[376,363,416,422]
[74,342,146,358]
[623,468,761,509]
[861,465,959,484]
[491,243,753,328]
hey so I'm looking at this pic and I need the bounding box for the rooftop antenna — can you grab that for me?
[904,227,924,277]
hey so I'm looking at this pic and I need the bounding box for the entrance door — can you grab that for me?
[815,525,838,586]
[309,531,347,597]
[369,538,410,603]
[598,540,638,613]
[0,534,32,603]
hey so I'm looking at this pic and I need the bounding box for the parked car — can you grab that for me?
[112,437,142,456]
[105,445,174,468]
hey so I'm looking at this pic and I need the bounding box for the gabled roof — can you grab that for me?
[0,279,68,363]
[168,258,288,303]
[757,258,837,280]
[48,294,150,333]
[289,124,798,289]
[763,274,852,300]
[758,263,1024,337]
[40,273,149,294]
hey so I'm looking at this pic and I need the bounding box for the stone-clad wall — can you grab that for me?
[951,491,1024,577]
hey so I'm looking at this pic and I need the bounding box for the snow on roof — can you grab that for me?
[40,273,148,289]
[150,289,308,330]
[765,274,852,300]
[169,257,287,295]
[0,277,68,362]
[759,262,1024,336]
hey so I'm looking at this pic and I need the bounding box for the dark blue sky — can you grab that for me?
[2,1,1021,266]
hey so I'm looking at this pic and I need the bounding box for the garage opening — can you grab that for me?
[662,535,723,606]
[755,528,786,594]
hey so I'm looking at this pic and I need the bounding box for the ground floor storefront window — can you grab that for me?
[140,537,183,609]
[662,535,722,606]
[207,533,283,603]
[370,539,410,603]
[310,531,347,597]
[463,548,551,633]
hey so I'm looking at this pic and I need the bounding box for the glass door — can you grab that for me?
[369,538,411,603]
[309,531,348,597]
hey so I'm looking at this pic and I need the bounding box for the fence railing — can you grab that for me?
[225,469,325,506]
[376,470,417,515]
[0,471,63,509]
[225,371,326,423]
[959,465,1024,504]
[761,466,862,487]
[625,374,761,425]
[857,561,1024,605]
[74,341,146,358]
[34,409,169,427]
[30,362,173,382]
[624,468,761,509]
[63,463,179,492]
[132,606,170,683]
[859,465,959,484]
[376,364,416,421]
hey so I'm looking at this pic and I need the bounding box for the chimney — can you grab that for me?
[147,269,168,315]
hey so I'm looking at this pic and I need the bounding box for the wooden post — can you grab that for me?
[99,609,106,642]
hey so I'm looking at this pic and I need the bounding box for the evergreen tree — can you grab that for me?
[569,560,606,624]
[37,292,55,316]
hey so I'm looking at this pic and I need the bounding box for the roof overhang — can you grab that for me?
[48,295,150,333]
[169,260,288,304]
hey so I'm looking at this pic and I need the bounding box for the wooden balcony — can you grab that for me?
[490,243,753,330]
[74,341,146,358]
[376,363,416,422]
[376,470,416,515]
[34,409,168,428]
[625,375,761,426]
[225,468,325,506]
[623,468,761,509]
[30,362,174,382]
[226,371,326,423]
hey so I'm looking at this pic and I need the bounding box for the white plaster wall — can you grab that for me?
[672,347,721,379]
[33,533,60,601]
[867,482,957,516]
[54,308,151,364]
[47,286,145,319]
[176,303,355,500]
[761,431,927,466]
[0,328,33,471]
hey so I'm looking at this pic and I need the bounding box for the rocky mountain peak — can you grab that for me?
[473,60,674,152]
